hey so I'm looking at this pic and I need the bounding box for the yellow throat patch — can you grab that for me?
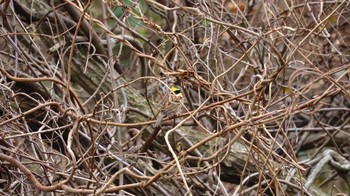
[170,86,182,97]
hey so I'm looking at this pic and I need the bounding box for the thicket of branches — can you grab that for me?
[1,0,350,195]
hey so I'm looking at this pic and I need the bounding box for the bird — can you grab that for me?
[154,86,184,127]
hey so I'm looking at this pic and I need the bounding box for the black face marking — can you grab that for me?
[173,89,181,94]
